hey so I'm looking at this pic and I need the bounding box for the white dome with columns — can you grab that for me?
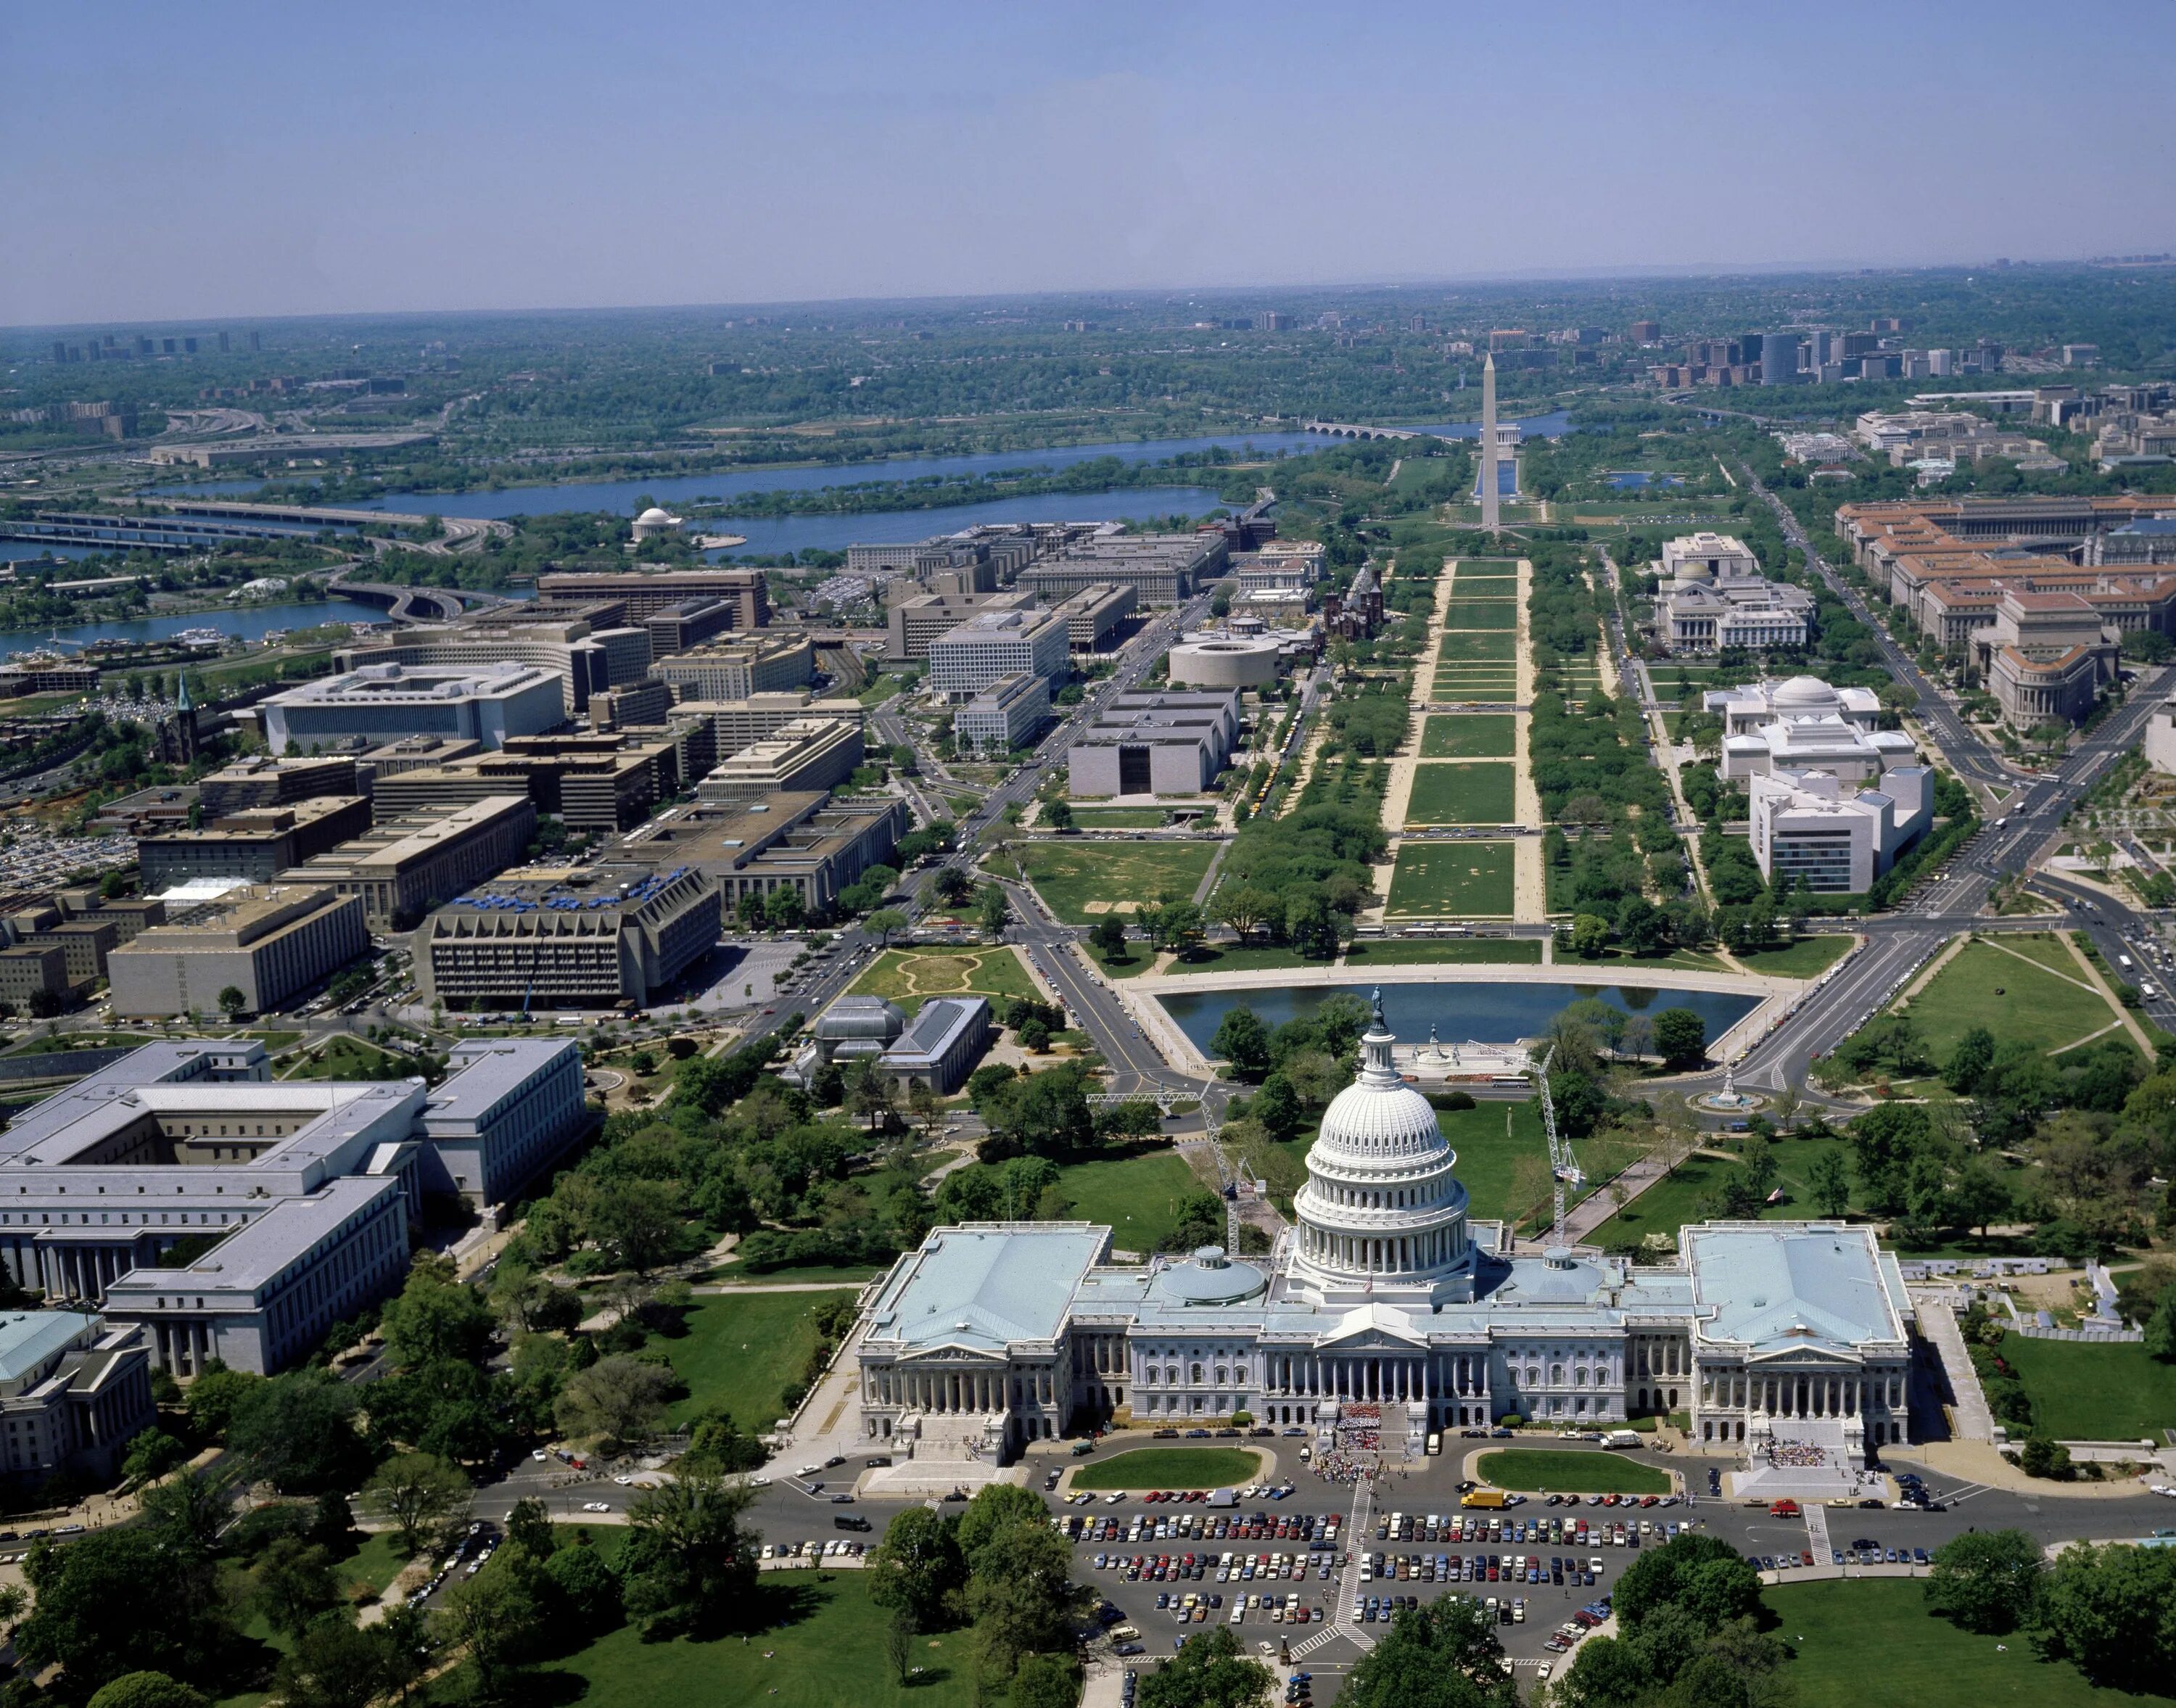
[1287,991,1472,1304]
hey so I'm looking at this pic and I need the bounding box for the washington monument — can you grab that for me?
[1479,351,1500,532]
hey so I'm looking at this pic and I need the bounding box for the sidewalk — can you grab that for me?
[1913,1297,1994,1442]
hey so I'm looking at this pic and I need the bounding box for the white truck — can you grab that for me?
[1601,1429,1644,1450]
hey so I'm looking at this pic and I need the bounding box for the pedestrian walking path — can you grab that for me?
[1916,1297,1995,1442]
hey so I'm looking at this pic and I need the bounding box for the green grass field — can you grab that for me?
[1405,763,1518,826]
[279,1036,416,1081]
[653,1289,860,1432]
[1432,679,1518,703]
[1998,1332,2176,1440]
[849,946,1039,1015]
[1443,601,1519,630]
[1385,841,1517,917]
[1474,1449,1670,1494]
[514,1568,977,1708]
[1344,938,1544,966]
[1436,631,1520,662]
[1897,938,2117,1056]
[1768,1578,2163,1708]
[1071,1446,1264,1489]
[1585,1130,1958,1248]
[1587,1157,1726,1250]
[709,1262,884,1287]
[1734,936,1858,979]
[1420,714,1517,758]
[1052,1147,1206,1251]
[1163,943,1319,975]
[1002,841,1219,924]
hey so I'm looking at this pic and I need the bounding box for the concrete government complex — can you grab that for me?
[0,1037,588,1377]
[857,1003,1913,1480]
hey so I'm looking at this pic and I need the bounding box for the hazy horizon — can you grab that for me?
[5,0,2172,327]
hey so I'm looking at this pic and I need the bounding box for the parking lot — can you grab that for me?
[693,1434,2176,1699]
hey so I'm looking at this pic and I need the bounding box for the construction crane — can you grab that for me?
[1530,1044,1583,1247]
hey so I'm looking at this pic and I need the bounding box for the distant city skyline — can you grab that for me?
[4,0,2172,326]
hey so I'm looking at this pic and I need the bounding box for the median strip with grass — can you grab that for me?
[1069,1446,1265,1490]
[1473,1448,1670,1494]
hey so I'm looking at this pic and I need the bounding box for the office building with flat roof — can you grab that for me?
[1050,582,1136,652]
[651,634,815,701]
[276,796,536,931]
[419,1040,590,1206]
[107,885,369,1018]
[696,717,864,803]
[0,1037,587,1374]
[0,1311,155,1484]
[536,568,768,630]
[356,736,484,780]
[263,662,566,756]
[1017,532,1227,608]
[643,596,739,663]
[955,672,1050,755]
[336,620,640,717]
[1067,689,1240,797]
[615,791,906,920]
[414,863,720,1010]
[887,590,1037,662]
[1749,766,1933,893]
[139,794,374,892]
[927,606,1071,701]
[360,727,711,836]
[668,693,866,749]
[197,756,363,818]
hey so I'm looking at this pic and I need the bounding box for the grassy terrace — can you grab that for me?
[1998,1333,2176,1440]
[508,1565,977,1708]
[1385,841,1517,917]
[1731,935,1857,979]
[997,841,1219,923]
[1405,763,1518,826]
[1436,631,1520,661]
[1419,714,1517,758]
[1769,1578,2162,1708]
[1474,1448,1670,1494]
[1052,1147,1205,1250]
[1070,1445,1264,1489]
[1897,936,2118,1055]
[1343,938,1543,966]
[849,946,1039,1015]
[654,1289,861,1432]
[1162,943,1319,975]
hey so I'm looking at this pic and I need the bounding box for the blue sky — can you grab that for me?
[3,0,2172,325]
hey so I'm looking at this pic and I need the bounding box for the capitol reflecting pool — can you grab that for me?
[1156,981,1760,1055]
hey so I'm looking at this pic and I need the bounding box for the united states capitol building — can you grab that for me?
[857,1002,1916,1474]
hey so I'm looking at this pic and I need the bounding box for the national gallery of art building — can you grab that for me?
[855,1002,1916,1469]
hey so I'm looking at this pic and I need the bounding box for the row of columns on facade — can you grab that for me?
[1702,1371,1902,1418]
[871,1366,1055,1414]
[36,1246,126,1303]
[1298,1225,1459,1274]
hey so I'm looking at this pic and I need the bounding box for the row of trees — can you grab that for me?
[867,1484,1087,1704]
[1924,1529,2176,1694]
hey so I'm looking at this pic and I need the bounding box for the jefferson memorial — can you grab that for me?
[856,1000,1915,1469]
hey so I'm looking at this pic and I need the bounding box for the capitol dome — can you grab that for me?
[1288,991,1472,1304]
[1771,674,1841,717]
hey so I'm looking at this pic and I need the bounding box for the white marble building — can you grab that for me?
[856,1002,1917,1465]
